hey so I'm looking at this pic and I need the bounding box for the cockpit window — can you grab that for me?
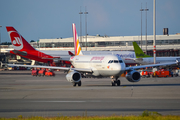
[119,60,123,63]
[108,60,113,63]
[108,60,123,64]
[114,60,118,63]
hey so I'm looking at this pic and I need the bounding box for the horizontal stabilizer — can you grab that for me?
[11,50,27,56]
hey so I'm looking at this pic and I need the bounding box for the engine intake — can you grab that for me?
[126,70,141,82]
[66,71,81,83]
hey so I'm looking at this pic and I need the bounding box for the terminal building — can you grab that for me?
[1,31,180,65]
[33,33,180,57]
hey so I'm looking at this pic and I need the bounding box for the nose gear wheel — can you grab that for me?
[111,77,121,86]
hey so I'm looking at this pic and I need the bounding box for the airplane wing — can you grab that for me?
[125,60,180,71]
[7,64,93,73]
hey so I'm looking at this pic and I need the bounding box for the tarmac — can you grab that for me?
[0,70,180,117]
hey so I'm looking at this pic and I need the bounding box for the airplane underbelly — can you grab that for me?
[92,69,113,76]
[97,69,124,77]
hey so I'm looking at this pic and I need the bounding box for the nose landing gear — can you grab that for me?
[111,76,121,86]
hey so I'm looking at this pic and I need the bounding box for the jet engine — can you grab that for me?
[126,70,141,82]
[66,70,81,83]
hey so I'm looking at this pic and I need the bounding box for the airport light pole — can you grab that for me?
[140,3,144,49]
[153,0,156,64]
[84,7,88,51]
[145,3,149,54]
[79,7,83,47]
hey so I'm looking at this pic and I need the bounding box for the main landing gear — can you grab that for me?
[111,76,121,86]
[73,81,82,87]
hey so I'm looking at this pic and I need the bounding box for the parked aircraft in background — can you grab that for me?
[8,23,180,87]
[6,27,70,65]
[133,41,180,65]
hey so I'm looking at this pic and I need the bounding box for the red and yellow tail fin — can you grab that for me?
[72,23,83,56]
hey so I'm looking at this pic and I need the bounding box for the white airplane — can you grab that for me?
[133,42,180,65]
[8,23,180,87]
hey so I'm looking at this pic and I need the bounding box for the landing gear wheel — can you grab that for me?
[73,83,77,87]
[117,80,121,86]
[111,77,121,86]
[78,81,82,86]
[111,81,115,86]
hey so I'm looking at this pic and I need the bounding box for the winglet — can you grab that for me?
[133,41,151,58]
[6,27,35,51]
[72,23,83,56]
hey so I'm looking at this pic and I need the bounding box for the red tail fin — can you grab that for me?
[68,51,74,56]
[6,27,35,51]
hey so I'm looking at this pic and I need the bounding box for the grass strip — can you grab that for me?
[0,110,180,120]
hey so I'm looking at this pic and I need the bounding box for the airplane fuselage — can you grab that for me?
[70,55,126,77]
[10,50,54,63]
[41,50,137,65]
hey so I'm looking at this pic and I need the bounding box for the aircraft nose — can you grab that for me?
[115,64,121,70]
[116,63,126,74]
[112,63,122,74]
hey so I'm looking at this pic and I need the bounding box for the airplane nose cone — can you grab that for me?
[115,64,121,70]
[111,63,125,75]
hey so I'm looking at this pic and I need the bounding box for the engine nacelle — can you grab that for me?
[66,71,81,83]
[126,70,141,82]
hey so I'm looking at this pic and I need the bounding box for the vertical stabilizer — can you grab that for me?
[133,42,151,58]
[72,23,83,56]
[6,27,35,51]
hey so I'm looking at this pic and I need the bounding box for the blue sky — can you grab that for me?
[0,0,180,43]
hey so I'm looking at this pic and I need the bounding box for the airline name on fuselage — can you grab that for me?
[91,56,104,61]
[135,53,145,57]
[116,53,135,58]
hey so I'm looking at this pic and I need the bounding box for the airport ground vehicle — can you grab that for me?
[31,69,39,76]
[45,70,55,76]
[31,68,55,77]
[139,70,153,78]
[38,69,46,76]
[153,69,172,77]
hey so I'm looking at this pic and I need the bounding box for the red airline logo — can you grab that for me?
[8,30,23,50]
